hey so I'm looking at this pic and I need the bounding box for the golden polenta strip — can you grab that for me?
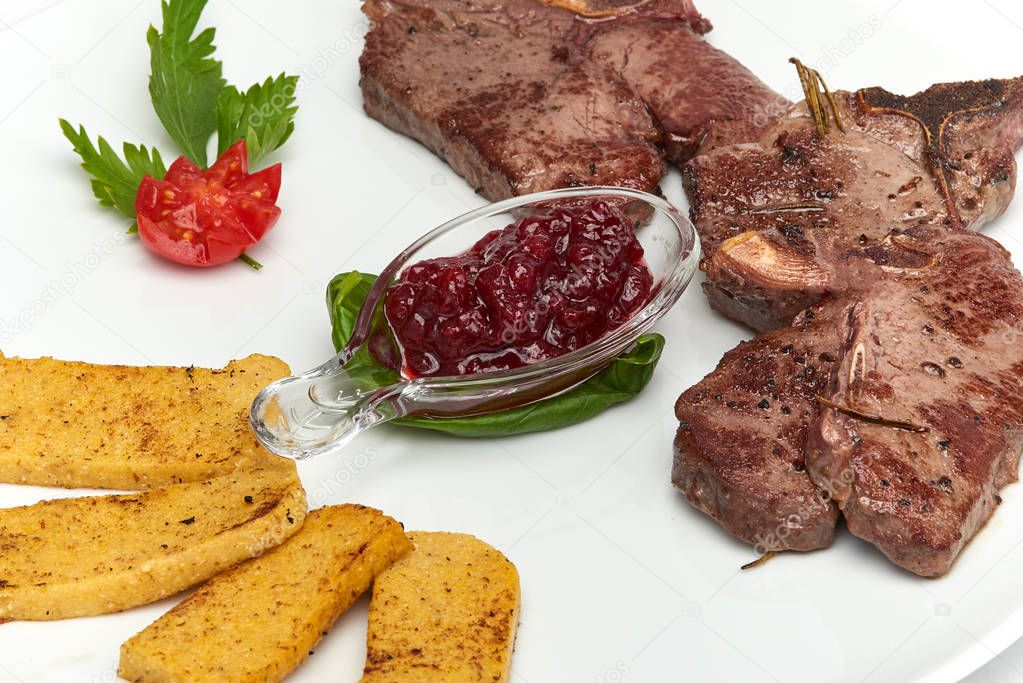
[361,532,521,683]
[0,462,306,622]
[119,504,411,683]
[0,352,290,490]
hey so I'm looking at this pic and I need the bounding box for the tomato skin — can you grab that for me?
[135,141,282,267]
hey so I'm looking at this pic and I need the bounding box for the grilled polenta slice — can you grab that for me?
[361,532,521,683]
[0,352,289,490]
[119,504,411,683]
[0,462,305,622]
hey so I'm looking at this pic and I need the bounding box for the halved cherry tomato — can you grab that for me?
[135,140,281,267]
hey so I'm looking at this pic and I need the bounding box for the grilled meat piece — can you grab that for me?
[685,77,1023,332]
[856,80,1023,229]
[360,0,786,197]
[359,0,668,200]
[673,300,847,552]
[675,228,1023,575]
[807,231,1023,577]
[576,12,785,162]
[673,230,941,553]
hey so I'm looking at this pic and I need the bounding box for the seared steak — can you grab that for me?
[807,231,1023,577]
[360,0,667,199]
[673,300,846,552]
[685,78,1023,332]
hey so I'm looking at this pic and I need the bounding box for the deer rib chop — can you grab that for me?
[807,230,1023,577]
[359,0,787,198]
[360,0,666,199]
[684,77,1023,332]
[676,227,1023,575]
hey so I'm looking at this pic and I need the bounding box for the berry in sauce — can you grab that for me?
[384,199,653,377]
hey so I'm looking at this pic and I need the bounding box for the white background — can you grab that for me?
[1,0,1023,681]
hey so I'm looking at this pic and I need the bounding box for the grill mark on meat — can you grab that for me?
[919,240,1023,347]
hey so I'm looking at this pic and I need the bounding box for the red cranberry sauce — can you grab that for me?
[384,199,653,377]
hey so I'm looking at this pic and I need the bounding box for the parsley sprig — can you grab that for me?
[215,73,299,163]
[146,0,226,168]
[60,0,299,265]
[59,120,167,220]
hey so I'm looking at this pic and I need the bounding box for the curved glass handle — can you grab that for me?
[249,351,416,460]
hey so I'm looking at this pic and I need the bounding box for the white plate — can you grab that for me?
[1,0,1022,681]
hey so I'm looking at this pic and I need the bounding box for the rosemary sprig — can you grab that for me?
[741,551,777,571]
[790,57,845,138]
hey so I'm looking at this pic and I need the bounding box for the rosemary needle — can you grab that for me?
[816,396,929,433]
[741,552,778,571]
[790,57,846,137]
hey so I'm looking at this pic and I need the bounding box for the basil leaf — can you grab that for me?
[326,271,664,437]
[398,334,664,437]
[326,271,401,390]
